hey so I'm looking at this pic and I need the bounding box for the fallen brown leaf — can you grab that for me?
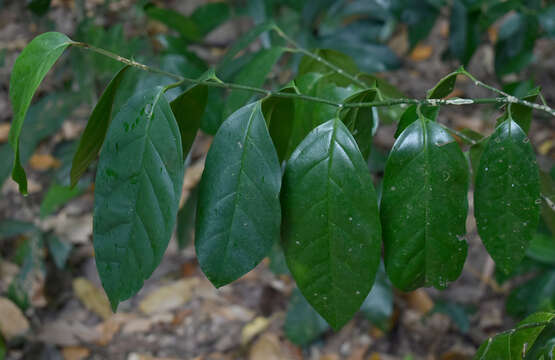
[0,297,30,340]
[73,277,112,320]
[405,289,434,314]
[62,346,90,360]
[409,45,433,62]
[249,333,290,360]
[29,154,61,171]
[241,316,270,345]
[139,278,199,315]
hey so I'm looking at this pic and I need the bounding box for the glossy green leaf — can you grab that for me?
[381,118,469,291]
[340,89,377,160]
[282,119,381,329]
[200,88,225,135]
[224,47,283,117]
[40,184,83,219]
[9,32,72,194]
[170,84,207,157]
[177,185,198,250]
[474,120,541,275]
[358,73,405,124]
[395,104,439,138]
[71,65,130,187]
[525,321,555,359]
[262,87,296,162]
[448,1,481,66]
[427,70,460,99]
[195,102,281,287]
[93,87,184,310]
[46,233,72,269]
[474,312,555,359]
[284,288,330,346]
[359,263,393,331]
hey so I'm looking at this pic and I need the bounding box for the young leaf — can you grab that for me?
[281,118,382,330]
[9,32,72,194]
[93,87,184,310]
[381,118,469,291]
[340,88,378,160]
[262,86,296,162]
[170,84,207,157]
[223,47,283,117]
[427,70,460,99]
[195,102,282,287]
[474,120,540,275]
[284,288,330,346]
[70,65,130,187]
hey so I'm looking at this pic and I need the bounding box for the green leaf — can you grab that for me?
[144,4,201,42]
[262,87,297,162]
[0,335,5,360]
[507,271,555,318]
[526,233,555,265]
[512,312,555,359]
[200,88,225,135]
[430,300,472,333]
[284,288,330,346]
[539,170,555,236]
[9,32,72,194]
[381,118,469,291]
[393,0,439,47]
[27,0,51,15]
[40,183,83,218]
[395,104,439,138]
[45,233,72,269]
[474,333,511,360]
[525,321,555,359]
[495,14,538,76]
[340,89,378,160]
[282,118,381,329]
[217,21,275,76]
[93,87,185,310]
[0,220,37,240]
[474,120,541,275]
[177,185,198,250]
[224,47,283,117]
[170,84,207,157]
[71,65,130,187]
[195,102,282,287]
[297,49,359,78]
[358,73,405,124]
[191,2,230,35]
[427,70,460,99]
[359,263,393,331]
[496,87,539,134]
[539,5,555,38]
[448,1,481,65]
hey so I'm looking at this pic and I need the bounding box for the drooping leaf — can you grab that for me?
[170,84,207,157]
[40,183,83,218]
[394,104,439,138]
[359,262,393,331]
[224,47,283,117]
[93,87,184,310]
[177,185,198,250]
[282,118,381,329]
[427,70,461,99]
[284,288,330,346]
[195,102,282,287]
[261,86,297,162]
[71,65,130,187]
[9,32,72,194]
[474,120,541,275]
[381,118,469,291]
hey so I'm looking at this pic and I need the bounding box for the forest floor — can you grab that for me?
[0,1,554,360]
